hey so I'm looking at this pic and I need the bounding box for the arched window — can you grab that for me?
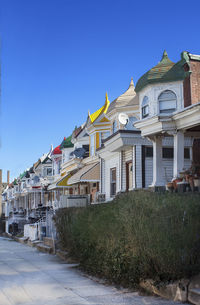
[112,120,117,133]
[158,90,177,114]
[142,96,149,118]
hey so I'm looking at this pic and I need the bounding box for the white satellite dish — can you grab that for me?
[118,113,129,125]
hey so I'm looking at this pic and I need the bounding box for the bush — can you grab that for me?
[54,191,200,286]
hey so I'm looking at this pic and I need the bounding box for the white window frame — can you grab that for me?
[142,96,149,118]
[112,120,117,133]
[158,90,177,114]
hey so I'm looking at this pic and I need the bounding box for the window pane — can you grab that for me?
[184,148,190,159]
[111,168,116,182]
[142,105,149,117]
[163,148,173,159]
[145,146,153,157]
[159,90,176,100]
[142,96,149,106]
[113,120,117,133]
[159,100,176,110]
[158,90,177,113]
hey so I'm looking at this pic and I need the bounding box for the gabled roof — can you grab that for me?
[42,155,52,164]
[135,50,189,92]
[88,93,110,123]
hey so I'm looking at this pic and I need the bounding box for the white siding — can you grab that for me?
[145,157,192,186]
[124,150,132,162]
[101,159,105,193]
[104,153,120,201]
[145,157,153,187]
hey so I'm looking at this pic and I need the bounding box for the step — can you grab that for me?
[36,242,53,254]
[188,288,200,305]
[27,240,41,247]
[43,237,55,248]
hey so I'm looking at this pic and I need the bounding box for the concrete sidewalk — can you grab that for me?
[0,237,189,305]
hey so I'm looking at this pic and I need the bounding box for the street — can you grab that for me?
[0,237,189,305]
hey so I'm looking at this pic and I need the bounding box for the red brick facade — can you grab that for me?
[183,76,191,107]
[184,60,200,107]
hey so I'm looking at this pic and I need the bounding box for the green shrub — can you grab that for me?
[54,191,200,286]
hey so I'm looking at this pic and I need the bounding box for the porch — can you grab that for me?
[135,103,200,191]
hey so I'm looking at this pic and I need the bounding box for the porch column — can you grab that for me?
[121,151,126,191]
[173,131,184,178]
[135,145,142,188]
[132,146,136,189]
[152,136,164,186]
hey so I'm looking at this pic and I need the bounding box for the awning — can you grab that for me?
[67,163,100,185]
[47,174,71,190]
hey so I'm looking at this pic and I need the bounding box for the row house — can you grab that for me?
[2,50,200,239]
[2,150,54,235]
[134,51,200,190]
[46,51,200,204]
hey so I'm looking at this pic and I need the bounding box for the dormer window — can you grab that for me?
[158,90,177,114]
[142,96,149,118]
[112,120,117,133]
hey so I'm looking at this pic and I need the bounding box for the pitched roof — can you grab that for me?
[89,93,110,123]
[73,126,82,138]
[67,162,100,185]
[60,135,74,149]
[135,50,189,92]
[52,145,62,155]
[107,78,138,113]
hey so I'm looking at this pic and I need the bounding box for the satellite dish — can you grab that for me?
[118,113,129,125]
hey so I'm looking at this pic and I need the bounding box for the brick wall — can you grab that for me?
[183,60,200,107]
[190,60,200,105]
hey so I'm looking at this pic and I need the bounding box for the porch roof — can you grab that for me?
[67,162,100,185]
[47,174,71,190]
[96,129,149,154]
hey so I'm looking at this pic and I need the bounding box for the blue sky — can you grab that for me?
[0,0,200,181]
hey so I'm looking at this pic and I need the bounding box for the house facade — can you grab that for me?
[134,51,200,189]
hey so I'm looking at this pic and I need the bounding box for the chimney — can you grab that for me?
[7,170,10,184]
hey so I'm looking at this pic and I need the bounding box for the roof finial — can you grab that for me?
[129,77,134,87]
[160,50,172,64]
[163,50,168,56]
[161,50,169,60]
[104,92,110,111]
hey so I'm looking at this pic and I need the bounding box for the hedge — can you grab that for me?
[54,191,200,286]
